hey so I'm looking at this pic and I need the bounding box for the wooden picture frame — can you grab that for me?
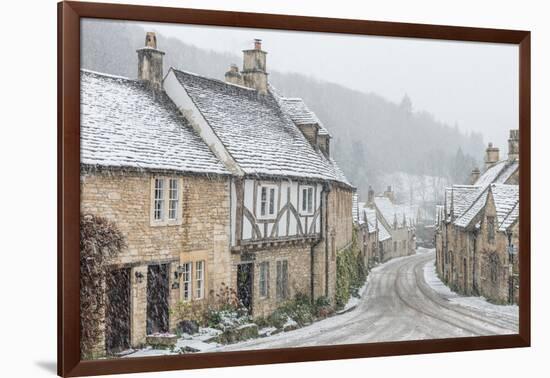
[58,1,530,376]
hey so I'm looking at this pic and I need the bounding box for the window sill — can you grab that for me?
[150,219,183,227]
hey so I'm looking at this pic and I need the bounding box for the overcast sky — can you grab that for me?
[136,21,518,151]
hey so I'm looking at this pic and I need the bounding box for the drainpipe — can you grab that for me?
[310,184,326,303]
[324,184,332,297]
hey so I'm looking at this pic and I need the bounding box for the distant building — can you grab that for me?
[354,186,416,264]
[435,130,519,304]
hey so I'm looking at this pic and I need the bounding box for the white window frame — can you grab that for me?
[259,261,270,298]
[256,184,278,220]
[276,260,289,300]
[150,177,183,226]
[168,178,179,220]
[153,178,165,221]
[195,260,205,299]
[181,262,192,302]
[299,185,315,216]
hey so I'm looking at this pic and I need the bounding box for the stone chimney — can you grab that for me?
[508,129,519,162]
[384,186,395,203]
[241,39,268,94]
[137,32,165,91]
[484,142,500,171]
[470,167,480,185]
[367,186,375,206]
[224,64,244,86]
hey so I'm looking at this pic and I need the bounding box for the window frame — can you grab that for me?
[276,260,289,300]
[181,262,192,302]
[256,183,279,220]
[168,178,179,220]
[259,261,270,298]
[195,260,205,299]
[150,177,183,226]
[487,215,496,243]
[299,185,315,216]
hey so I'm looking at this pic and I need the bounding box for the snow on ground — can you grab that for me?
[422,255,519,318]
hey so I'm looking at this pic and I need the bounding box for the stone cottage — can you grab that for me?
[163,38,353,317]
[370,187,417,261]
[80,32,354,355]
[435,130,519,303]
[80,65,231,355]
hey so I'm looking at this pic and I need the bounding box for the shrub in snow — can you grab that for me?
[80,214,126,359]
[336,226,366,309]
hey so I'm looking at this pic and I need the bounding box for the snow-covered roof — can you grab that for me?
[352,193,359,224]
[451,160,518,229]
[450,185,480,218]
[491,184,519,231]
[374,196,416,230]
[364,208,378,234]
[171,69,350,186]
[80,70,229,175]
[277,97,330,136]
[474,160,518,187]
[499,202,519,232]
[453,187,490,228]
[378,220,391,241]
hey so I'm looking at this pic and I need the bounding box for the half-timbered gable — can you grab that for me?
[163,41,353,315]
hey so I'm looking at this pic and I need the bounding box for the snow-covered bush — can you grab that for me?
[80,214,126,359]
[336,226,366,308]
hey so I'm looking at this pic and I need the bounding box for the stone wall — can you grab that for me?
[437,204,519,304]
[312,185,353,302]
[230,244,312,318]
[80,170,231,350]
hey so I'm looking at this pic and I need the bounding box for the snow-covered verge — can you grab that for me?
[125,280,371,358]
[423,258,519,318]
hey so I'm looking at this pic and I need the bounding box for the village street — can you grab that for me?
[217,248,519,352]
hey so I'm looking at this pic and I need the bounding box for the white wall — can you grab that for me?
[241,178,322,240]
[3,1,549,378]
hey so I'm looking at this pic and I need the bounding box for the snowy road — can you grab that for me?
[218,248,518,351]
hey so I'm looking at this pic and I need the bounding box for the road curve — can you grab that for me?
[218,249,518,352]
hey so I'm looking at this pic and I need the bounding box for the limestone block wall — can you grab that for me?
[80,170,231,348]
[231,244,311,318]
[312,185,353,302]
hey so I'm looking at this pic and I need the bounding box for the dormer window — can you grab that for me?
[299,185,314,215]
[257,184,278,219]
[151,177,182,225]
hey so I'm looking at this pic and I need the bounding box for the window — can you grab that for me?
[489,253,499,283]
[168,178,179,220]
[151,177,182,224]
[276,260,289,300]
[195,261,205,299]
[300,186,314,215]
[153,178,164,221]
[181,262,192,301]
[487,216,495,243]
[257,184,278,218]
[394,241,397,252]
[259,262,270,298]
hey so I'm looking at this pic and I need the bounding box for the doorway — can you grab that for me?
[237,263,254,313]
[105,268,131,354]
[146,264,169,335]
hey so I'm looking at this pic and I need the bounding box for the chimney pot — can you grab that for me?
[484,142,500,171]
[508,129,519,162]
[254,39,262,50]
[145,32,157,49]
[470,167,481,185]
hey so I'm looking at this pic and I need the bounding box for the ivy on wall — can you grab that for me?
[335,226,367,309]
